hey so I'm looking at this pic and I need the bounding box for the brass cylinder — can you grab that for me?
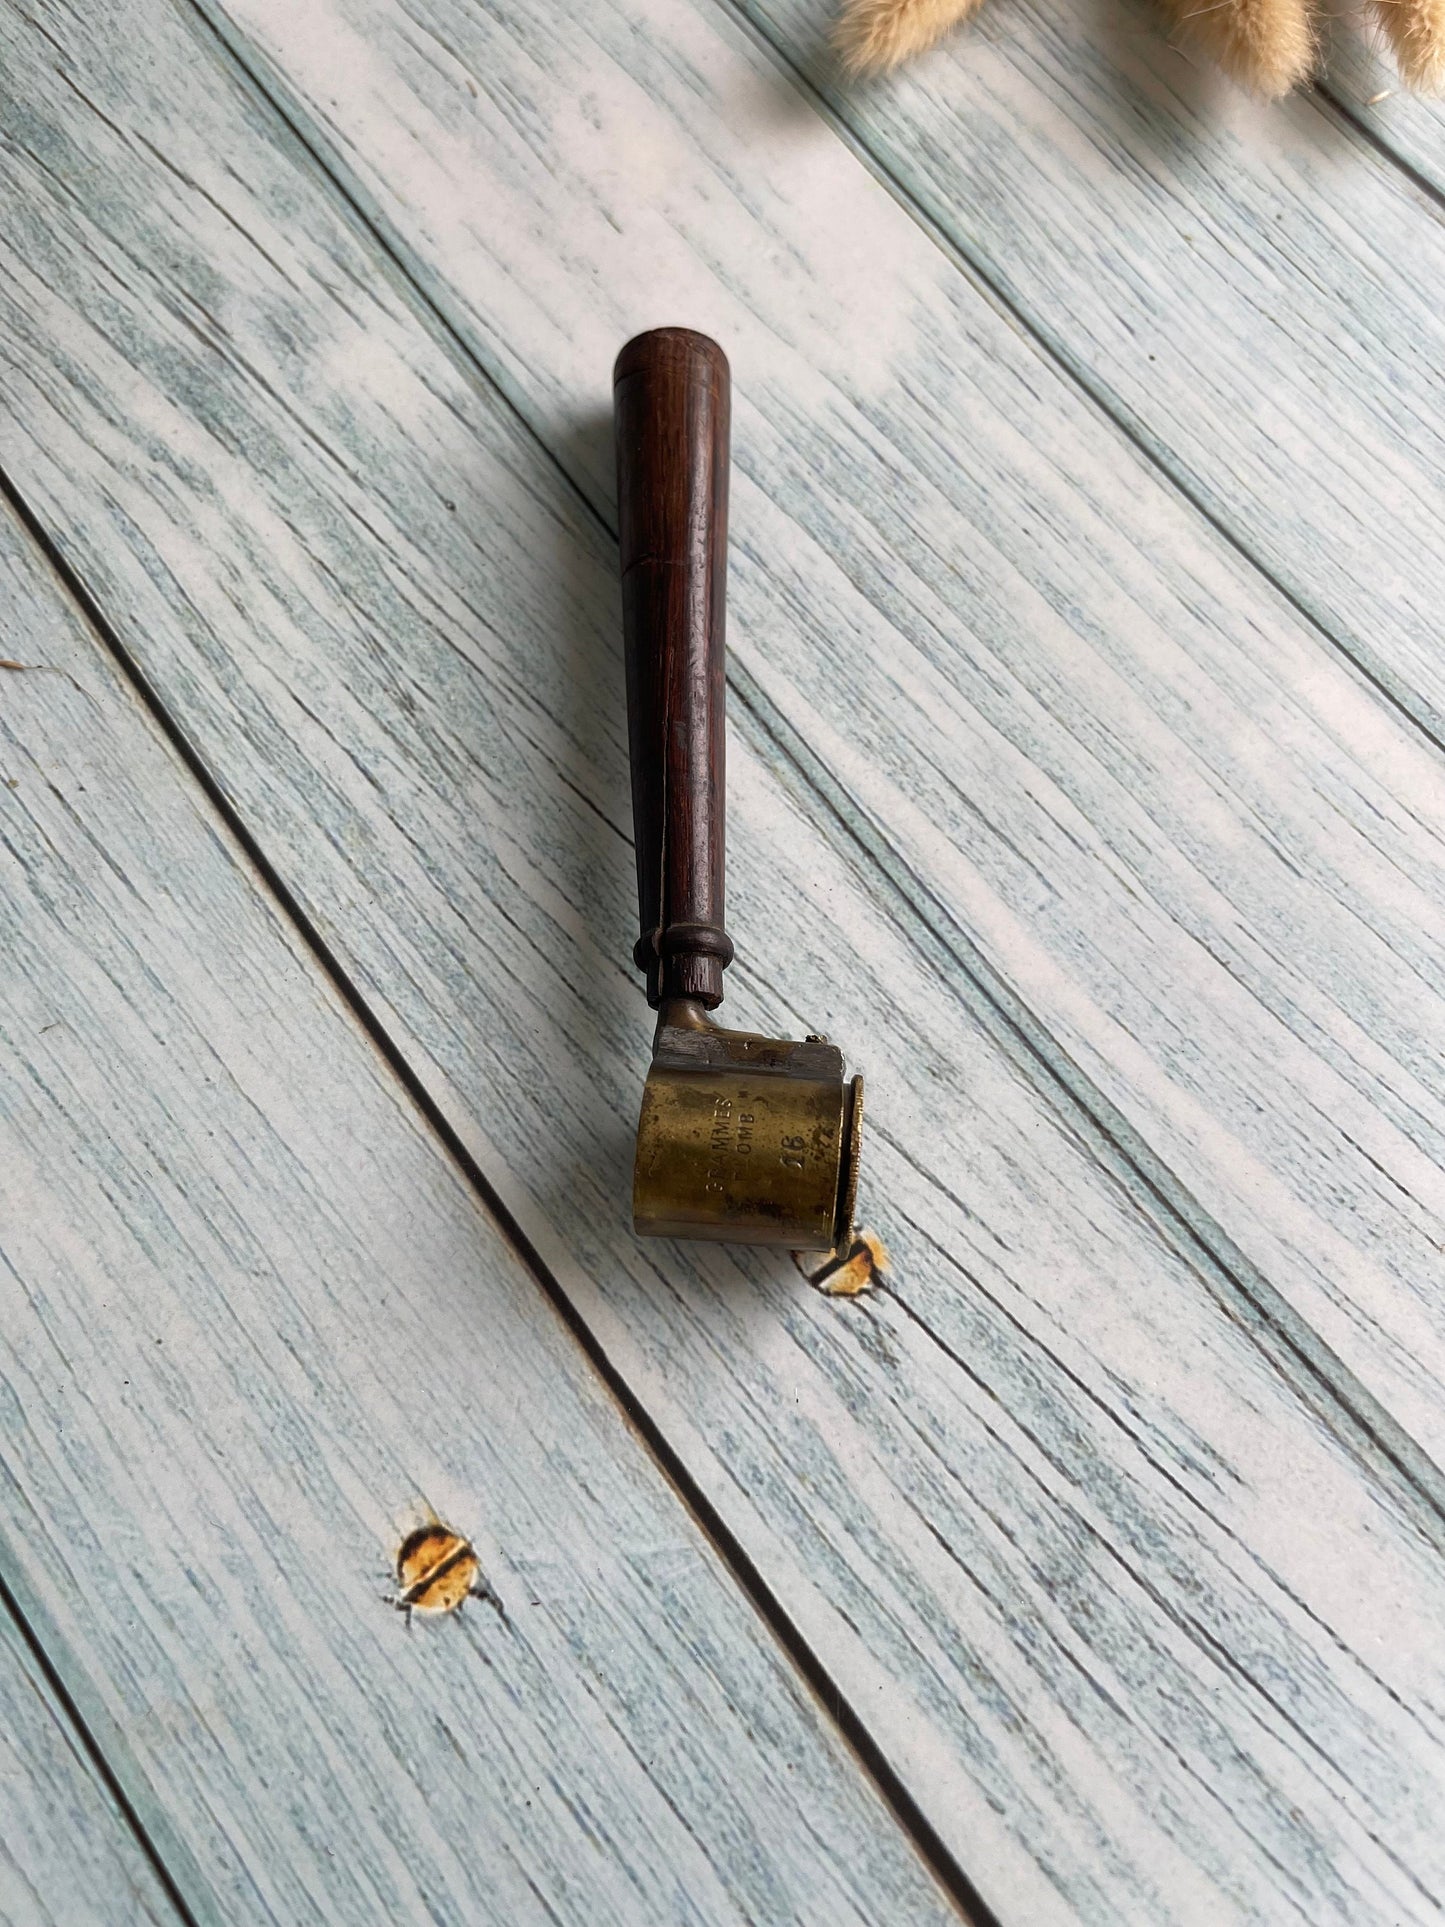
[633,1010,863,1248]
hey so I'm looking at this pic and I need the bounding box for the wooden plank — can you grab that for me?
[1,4,1443,1921]
[0,516,958,1923]
[734,0,1445,742]
[144,0,1445,1457]
[208,0,1445,746]
[0,1607,179,1927]
[1324,34,1445,191]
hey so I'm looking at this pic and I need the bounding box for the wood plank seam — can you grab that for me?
[1319,83,1445,213]
[717,0,1445,756]
[727,660,1445,1540]
[0,460,997,1927]
[0,1562,197,1927]
[0,477,986,1927]
[172,0,586,535]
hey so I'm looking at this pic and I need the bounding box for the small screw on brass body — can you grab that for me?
[615,328,864,1250]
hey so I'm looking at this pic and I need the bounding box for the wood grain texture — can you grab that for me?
[735,0,1445,745]
[0,508,957,1925]
[180,0,1445,1457]
[1325,30,1445,189]
[208,0,1445,751]
[0,1609,178,1927]
[1,3,1444,1921]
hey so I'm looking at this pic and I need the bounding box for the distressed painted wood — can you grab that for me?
[210,0,1445,751]
[67,0,1445,1454]
[1326,30,1445,190]
[739,0,1445,741]
[0,1609,178,1927]
[1,4,1444,1922]
[0,512,958,1924]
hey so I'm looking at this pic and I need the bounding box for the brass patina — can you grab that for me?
[634,999,863,1248]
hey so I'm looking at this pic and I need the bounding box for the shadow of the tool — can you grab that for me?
[505,405,639,1240]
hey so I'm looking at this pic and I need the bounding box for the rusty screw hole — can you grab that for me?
[795,1228,889,1297]
[387,1521,506,1630]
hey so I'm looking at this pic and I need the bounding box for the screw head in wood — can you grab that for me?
[388,1522,505,1627]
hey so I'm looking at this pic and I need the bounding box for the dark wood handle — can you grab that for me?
[615,327,733,1009]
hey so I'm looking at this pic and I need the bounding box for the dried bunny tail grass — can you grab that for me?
[1161,0,1317,93]
[1372,0,1445,88]
[834,0,986,73]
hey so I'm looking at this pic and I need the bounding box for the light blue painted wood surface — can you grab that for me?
[209,0,1445,742]
[1,0,1443,1921]
[1323,28,1445,184]
[191,0,1445,1462]
[729,0,1445,738]
[0,1608,178,1927]
[0,508,957,1925]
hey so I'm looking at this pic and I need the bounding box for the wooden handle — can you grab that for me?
[615,327,733,1009]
